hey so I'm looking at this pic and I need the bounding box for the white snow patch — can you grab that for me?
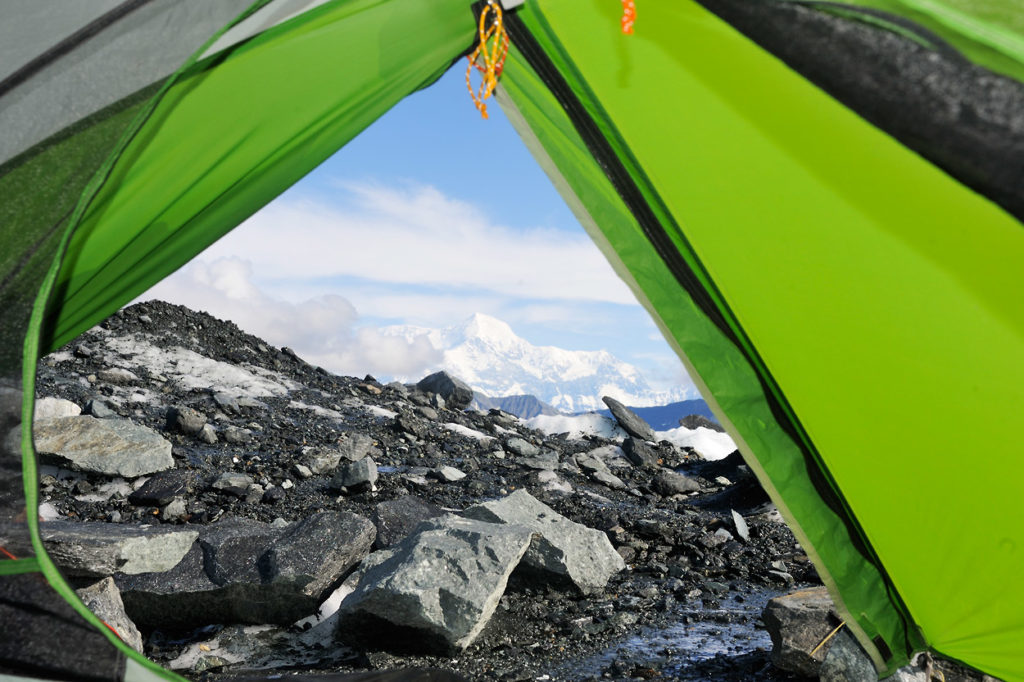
[293,581,356,630]
[289,401,344,420]
[38,502,61,521]
[656,426,736,461]
[101,333,295,398]
[78,478,134,503]
[443,423,495,442]
[525,413,627,440]
[526,413,736,461]
[364,405,397,420]
[44,350,76,364]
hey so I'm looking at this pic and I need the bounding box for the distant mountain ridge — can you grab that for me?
[471,394,561,419]
[382,313,696,413]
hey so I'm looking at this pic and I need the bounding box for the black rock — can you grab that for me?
[129,470,196,507]
[601,396,656,442]
[416,371,474,411]
[622,438,660,469]
[679,414,725,433]
[372,495,445,549]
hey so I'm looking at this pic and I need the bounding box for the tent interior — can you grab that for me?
[1,0,1022,680]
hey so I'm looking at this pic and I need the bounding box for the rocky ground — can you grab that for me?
[28,301,869,681]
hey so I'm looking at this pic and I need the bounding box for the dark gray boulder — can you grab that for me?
[622,438,659,468]
[601,396,656,442]
[416,372,474,411]
[165,405,207,435]
[372,495,445,550]
[762,586,841,677]
[118,512,374,628]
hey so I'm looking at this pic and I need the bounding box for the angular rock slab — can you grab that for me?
[337,515,534,653]
[76,577,144,653]
[34,416,173,477]
[416,371,474,411]
[762,586,841,677]
[464,489,624,594]
[41,520,197,578]
[263,510,376,597]
[117,512,373,628]
[601,396,656,442]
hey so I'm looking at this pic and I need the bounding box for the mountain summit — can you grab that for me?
[383,313,695,413]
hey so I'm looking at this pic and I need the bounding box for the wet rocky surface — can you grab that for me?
[33,301,823,680]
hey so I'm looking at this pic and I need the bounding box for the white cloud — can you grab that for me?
[199,183,638,305]
[141,257,442,378]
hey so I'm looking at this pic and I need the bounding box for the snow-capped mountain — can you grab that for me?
[382,313,696,413]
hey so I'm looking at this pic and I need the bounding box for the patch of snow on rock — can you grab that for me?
[525,413,627,440]
[102,333,294,397]
[364,405,398,420]
[656,426,736,461]
[38,502,61,521]
[289,401,344,420]
[444,423,495,442]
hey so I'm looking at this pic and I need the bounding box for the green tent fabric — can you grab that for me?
[1,0,1022,680]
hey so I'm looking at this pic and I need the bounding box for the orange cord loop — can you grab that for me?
[465,0,509,119]
[622,0,636,34]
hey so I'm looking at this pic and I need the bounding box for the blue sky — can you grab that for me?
[144,66,693,393]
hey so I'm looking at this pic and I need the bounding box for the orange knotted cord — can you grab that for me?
[465,0,509,119]
[622,0,636,34]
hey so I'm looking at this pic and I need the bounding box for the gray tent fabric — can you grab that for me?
[0,0,255,165]
[0,574,126,680]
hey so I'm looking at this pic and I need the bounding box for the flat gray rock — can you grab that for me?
[464,489,624,593]
[41,520,197,578]
[337,515,534,653]
[211,472,254,497]
[505,437,539,457]
[653,469,701,495]
[34,416,173,477]
[76,577,144,653]
[601,396,656,442]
